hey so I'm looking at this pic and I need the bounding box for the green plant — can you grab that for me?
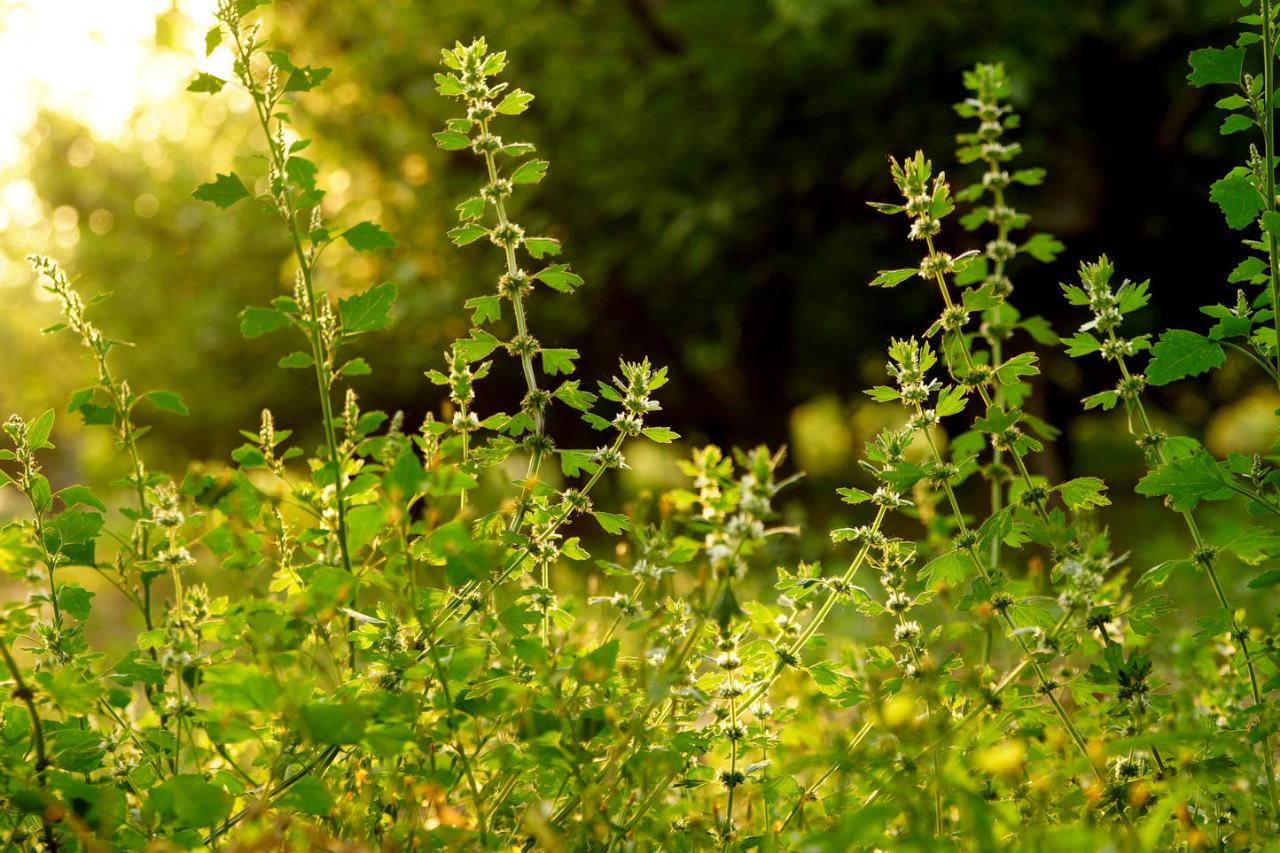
[4,2,1280,852]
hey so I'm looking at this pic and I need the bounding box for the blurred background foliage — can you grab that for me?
[1,0,1274,585]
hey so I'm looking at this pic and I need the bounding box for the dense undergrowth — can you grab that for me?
[3,0,1280,850]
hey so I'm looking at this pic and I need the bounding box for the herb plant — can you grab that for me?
[2,2,1280,851]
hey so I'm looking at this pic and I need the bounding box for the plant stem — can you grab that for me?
[1262,0,1280,384]
[738,506,888,712]
[1104,337,1280,818]
[923,236,1054,528]
[231,25,354,590]
[422,621,490,843]
[913,410,1103,783]
[723,692,739,848]
[0,637,57,850]
[478,116,546,537]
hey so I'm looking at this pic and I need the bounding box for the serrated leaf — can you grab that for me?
[1135,451,1234,511]
[465,295,502,324]
[433,130,471,150]
[531,264,583,293]
[1082,390,1118,411]
[541,348,578,375]
[524,237,561,258]
[510,159,549,185]
[1187,45,1246,86]
[994,352,1038,386]
[338,282,397,334]
[339,358,371,376]
[1209,172,1264,230]
[641,426,679,443]
[193,172,250,208]
[870,268,917,288]
[1057,477,1110,511]
[341,221,397,251]
[920,549,971,587]
[592,511,630,534]
[455,330,500,362]
[1228,256,1267,283]
[1146,329,1225,385]
[142,390,190,415]
[448,224,488,246]
[240,305,291,338]
[27,409,55,448]
[1220,113,1254,135]
[1020,233,1063,262]
[497,89,534,115]
[187,72,226,94]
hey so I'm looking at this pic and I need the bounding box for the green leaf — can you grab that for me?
[869,268,917,288]
[1249,570,1280,589]
[465,295,502,324]
[641,426,680,443]
[1020,233,1063,262]
[192,172,251,208]
[448,224,488,246]
[1137,559,1193,590]
[532,264,584,293]
[346,504,386,553]
[1135,451,1234,512]
[434,73,464,96]
[1228,256,1266,283]
[142,390,189,415]
[1061,332,1101,357]
[920,549,971,587]
[1146,330,1225,386]
[27,409,55,448]
[56,485,106,512]
[592,511,630,534]
[511,159,549,185]
[204,26,222,56]
[301,702,366,745]
[276,776,331,816]
[1187,46,1246,86]
[433,130,471,150]
[575,639,619,683]
[524,237,561,258]
[340,221,397,251]
[455,330,501,362]
[202,662,280,712]
[58,584,94,621]
[456,196,486,220]
[186,72,226,94]
[339,282,397,334]
[1209,172,1263,230]
[278,351,314,369]
[1224,527,1280,566]
[935,386,968,417]
[1057,477,1110,511]
[339,358,372,376]
[427,521,493,586]
[1127,595,1173,636]
[46,509,104,547]
[541,348,579,375]
[163,776,233,829]
[1220,113,1254,135]
[1082,390,1118,411]
[994,352,1038,386]
[239,305,291,338]
[496,89,534,115]
[553,381,597,412]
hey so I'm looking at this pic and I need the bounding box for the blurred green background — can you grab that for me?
[1,0,1275,590]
